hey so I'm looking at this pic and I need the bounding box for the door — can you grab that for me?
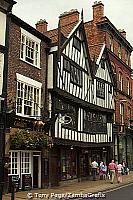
[33,156,38,188]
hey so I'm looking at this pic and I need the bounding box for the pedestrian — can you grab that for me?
[122,160,128,175]
[108,160,117,184]
[116,163,123,183]
[91,160,98,181]
[102,162,107,180]
[99,161,104,180]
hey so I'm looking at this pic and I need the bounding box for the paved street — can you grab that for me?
[2,172,133,200]
[104,183,133,200]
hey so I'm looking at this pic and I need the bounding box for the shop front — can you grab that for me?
[8,150,41,190]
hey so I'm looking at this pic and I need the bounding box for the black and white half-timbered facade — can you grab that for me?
[47,10,114,185]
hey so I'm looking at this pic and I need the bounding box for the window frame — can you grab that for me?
[16,73,42,118]
[120,103,124,124]
[118,43,122,59]
[96,79,105,99]
[73,36,81,51]
[20,28,41,68]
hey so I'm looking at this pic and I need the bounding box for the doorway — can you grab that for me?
[33,156,39,188]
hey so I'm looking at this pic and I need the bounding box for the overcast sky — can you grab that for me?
[12,0,133,65]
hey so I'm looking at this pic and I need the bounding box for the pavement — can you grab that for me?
[3,172,133,200]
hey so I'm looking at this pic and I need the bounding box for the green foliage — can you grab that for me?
[10,129,52,150]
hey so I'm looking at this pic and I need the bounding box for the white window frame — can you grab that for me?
[9,151,20,175]
[21,152,31,174]
[16,73,42,118]
[20,28,41,68]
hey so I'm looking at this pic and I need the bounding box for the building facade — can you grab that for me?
[36,9,114,186]
[84,1,133,168]
[2,7,51,190]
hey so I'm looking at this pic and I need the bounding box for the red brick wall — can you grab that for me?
[7,20,48,108]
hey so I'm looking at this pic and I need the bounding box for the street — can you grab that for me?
[86,183,133,200]
[105,183,133,200]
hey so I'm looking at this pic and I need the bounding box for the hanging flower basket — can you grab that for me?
[10,129,53,150]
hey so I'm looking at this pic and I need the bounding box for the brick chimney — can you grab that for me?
[92,1,104,22]
[118,29,126,38]
[59,9,79,27]
[36,19,48,34]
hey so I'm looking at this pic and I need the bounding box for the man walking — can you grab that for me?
[108,160,117,184]
[91,160,98,180]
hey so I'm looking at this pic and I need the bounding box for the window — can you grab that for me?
[118,43,122,59]
[63,57,70,72]
[16,73,42,117]
[100,59,105,69]
[84,110,107,134]
[125,50,129,65]
[55,98,77,130]
[120,103,124,124]
[9,152,18,174]
[109,35,114,52]
[126,78,130,95]
[108,84,112,93]
[70,65,82,86]
[96,80,105,99]
[20,28,40,68]
[119,72,123,91]
[128,107,131,122]
[73,36,81,51]
[21,152,30,174]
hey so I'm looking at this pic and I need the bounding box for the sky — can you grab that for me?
[12,0,133,65]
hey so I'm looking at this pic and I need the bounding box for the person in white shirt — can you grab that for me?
[91,160,98,180]
[117,163,123,183]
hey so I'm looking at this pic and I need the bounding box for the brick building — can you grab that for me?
[84,1,133,168]
[0,0,52,190]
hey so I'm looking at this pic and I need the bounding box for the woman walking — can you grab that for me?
[117,163,123,183]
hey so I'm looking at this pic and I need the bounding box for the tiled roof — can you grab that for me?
[45,21,79,44]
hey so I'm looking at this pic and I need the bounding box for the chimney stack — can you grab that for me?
[92,1,104,22]
[118,29,126,38]
[36,19,48,34]
[59,9,79,27]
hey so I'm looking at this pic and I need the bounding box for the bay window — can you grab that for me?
[16,73,42,117]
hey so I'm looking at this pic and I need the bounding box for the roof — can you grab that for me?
[85,16,133,52]
[45,21,79,45]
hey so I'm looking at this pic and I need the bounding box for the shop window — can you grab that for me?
[61,150,77,180]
